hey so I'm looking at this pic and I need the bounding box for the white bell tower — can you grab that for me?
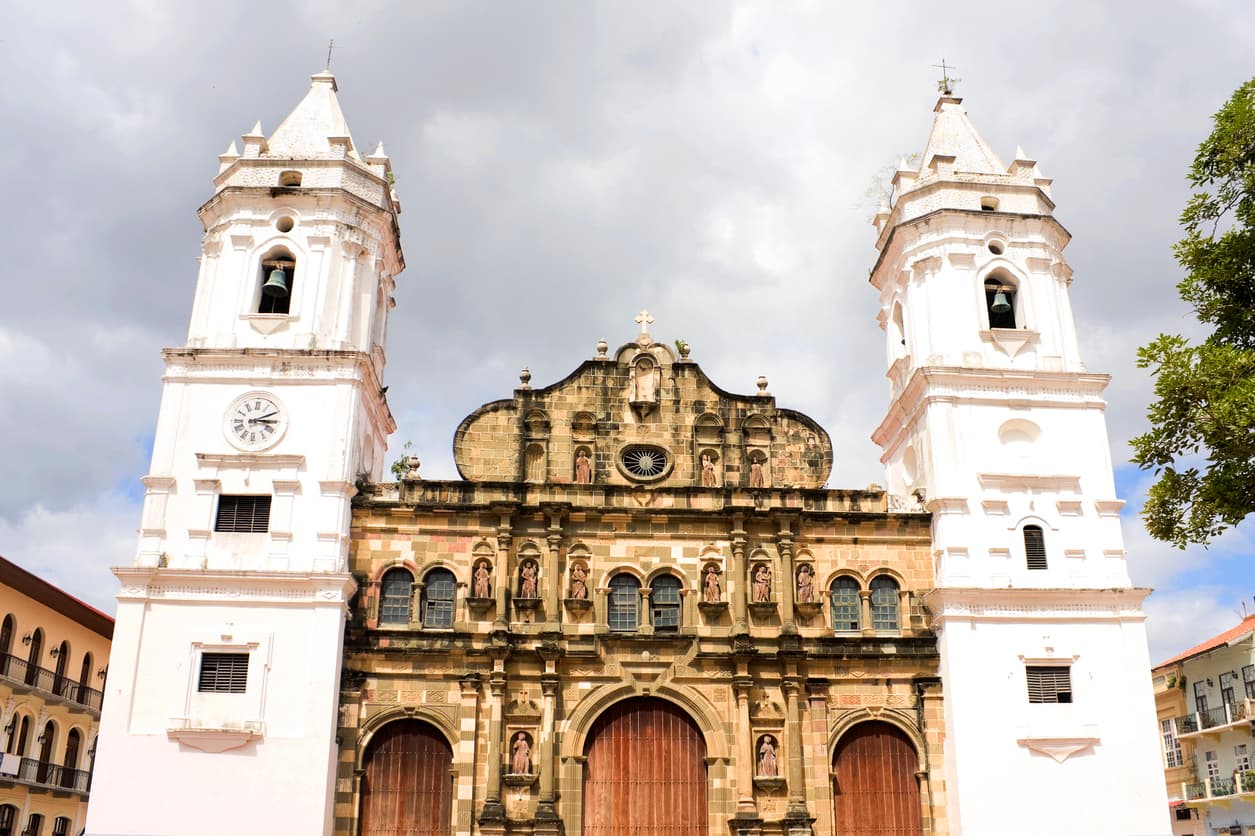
[870,95,1168,835]
[87,71,402,836]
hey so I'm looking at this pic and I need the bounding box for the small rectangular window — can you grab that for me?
[1244,664,1255,699]
[198,652,249,693]
[1026,665,1072,703]
[214,495,271,533]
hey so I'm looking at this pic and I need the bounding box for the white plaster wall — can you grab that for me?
[87,583,349,836]
[938,612,1169,836]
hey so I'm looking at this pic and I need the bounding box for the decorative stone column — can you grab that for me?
[731,514,748,634]
[782,676,813,832]
[479,656,509,827]
[492,506,514,629]
[544,507,564,626]
[859,589,874,637]
[456,673,483,828]
[732,666,760,822]
[535,650,561,833]
[777,519,797,635]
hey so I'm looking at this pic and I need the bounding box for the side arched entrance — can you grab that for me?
[832,721,922,835]
[359,719,453,836]
[582,697,707,834]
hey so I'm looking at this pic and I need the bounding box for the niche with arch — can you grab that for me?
[256,246,296,315]
[984,271,1019,330]
[998,419,1041,461]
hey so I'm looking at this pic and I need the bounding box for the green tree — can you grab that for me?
[1132,77,1255,547]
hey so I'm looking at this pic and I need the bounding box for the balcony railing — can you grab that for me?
[2,757,91,794]
[1174,699,1253,738]
[1186,781,1207,800]
[1180,770,1255,802]
[0,654,103,712]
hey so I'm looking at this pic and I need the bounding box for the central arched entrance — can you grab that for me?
[359,719,452,836]
[583,697,707,834]
[832,721,923,835]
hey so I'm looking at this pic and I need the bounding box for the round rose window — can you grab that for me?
[618,445,672,481]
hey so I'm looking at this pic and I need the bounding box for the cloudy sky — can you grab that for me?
[2,1,1252,663]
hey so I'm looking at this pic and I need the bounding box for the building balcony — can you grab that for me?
[1174,699,1253,739]
[1181,771,1255,806]
[0,653,103,714]
[0,756,91,797]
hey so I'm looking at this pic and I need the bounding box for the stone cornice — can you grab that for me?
[873,365,1110,448]
[922,586,1150,625]
[113,566,355,605]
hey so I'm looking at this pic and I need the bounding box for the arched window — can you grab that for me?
[869,576,900,632]
[378,568,413,626]
[52,641,69,698]
[1024,525,1047,570]
[650,575,682,633]
[830,577,860,632]
[985,277,1017,329]
[608,574,641,632]
[0,615,12,678]
[422,568,456,629]
[61,729,80,790]
[51,817,70,836]
[0,805,15,836]
[77,652,93,705]
[257,249,295,315]
[25,629,42,687]
[21,814,41,836]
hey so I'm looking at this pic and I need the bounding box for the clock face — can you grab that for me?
[224,393,288,451]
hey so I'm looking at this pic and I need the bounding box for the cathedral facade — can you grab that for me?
[85,72,1167,836]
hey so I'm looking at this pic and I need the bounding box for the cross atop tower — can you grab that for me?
[635,309,654,334]
[932,59,960,95]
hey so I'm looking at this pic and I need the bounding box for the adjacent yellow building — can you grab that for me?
[0,556,112,836]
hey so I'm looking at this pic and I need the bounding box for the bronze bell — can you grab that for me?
[262,267,289,298]
[991,290,1011,314]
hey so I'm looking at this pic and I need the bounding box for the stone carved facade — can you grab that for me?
[337,332,943,835]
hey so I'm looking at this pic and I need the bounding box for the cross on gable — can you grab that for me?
[634,309,654,334]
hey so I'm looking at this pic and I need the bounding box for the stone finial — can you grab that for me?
[596,338,608,358]
[402,456,422,481]
[756,375,769,395]
[518,367,532,389]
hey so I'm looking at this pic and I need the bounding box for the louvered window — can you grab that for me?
[1024,525,1047,570]
[608,574,641,632]
[214,495,271,533]
[198,652,249,693]
[650,575,682,632]
[1026,665,1072,703]
[830,576,860,632]
[379,568,414,625]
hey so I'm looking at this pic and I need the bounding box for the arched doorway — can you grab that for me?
[582,697,707,834]
[0,615,12,677]
[832,721,922,835]
[62,729,81,789]
[77,652,93,704]
[52,641,69,698]
[25,629,42,686]
[359,719,452,836]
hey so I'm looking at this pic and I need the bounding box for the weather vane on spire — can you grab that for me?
[326,38,335,71]
[932,59,960,95]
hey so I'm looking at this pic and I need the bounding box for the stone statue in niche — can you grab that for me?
[752,564,772,603]
[633,357,658,403]
[703,565,721,602]
[701,452,718,487]
[749,456,766,488]
[569,563,588,600]
[574,448,593,484]
[757,734,778,777]
[511,732,532,775]
[519,560,539,599]
[473,560,492,598]
[796,564,815,603]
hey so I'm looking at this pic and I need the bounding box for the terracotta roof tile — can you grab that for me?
[1156,613,1255,668]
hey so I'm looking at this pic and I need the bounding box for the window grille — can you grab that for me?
[197,652,249,694]
[1026,665,1072,703]
[650,575,682,632]
[608,575,641,632]
[1024,525,1047,570]
[422,569,455,629]
[869,576,900,632]
[1195,680,1209,714]
[1245,664,1255,700]
[379,569,413,625]
[214,495,271,533]
[830,577,860,631]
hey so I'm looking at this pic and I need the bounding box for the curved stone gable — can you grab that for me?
[453,333,833,488]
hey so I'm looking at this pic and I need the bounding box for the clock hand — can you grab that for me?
[254,411,278,420]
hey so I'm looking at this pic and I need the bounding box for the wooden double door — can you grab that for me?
[360,720,453,836]
[832,721,923,835]
[583,697,708,835]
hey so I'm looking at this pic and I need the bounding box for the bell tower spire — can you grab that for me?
[871,95,1169,835]
[87,71,404,836]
